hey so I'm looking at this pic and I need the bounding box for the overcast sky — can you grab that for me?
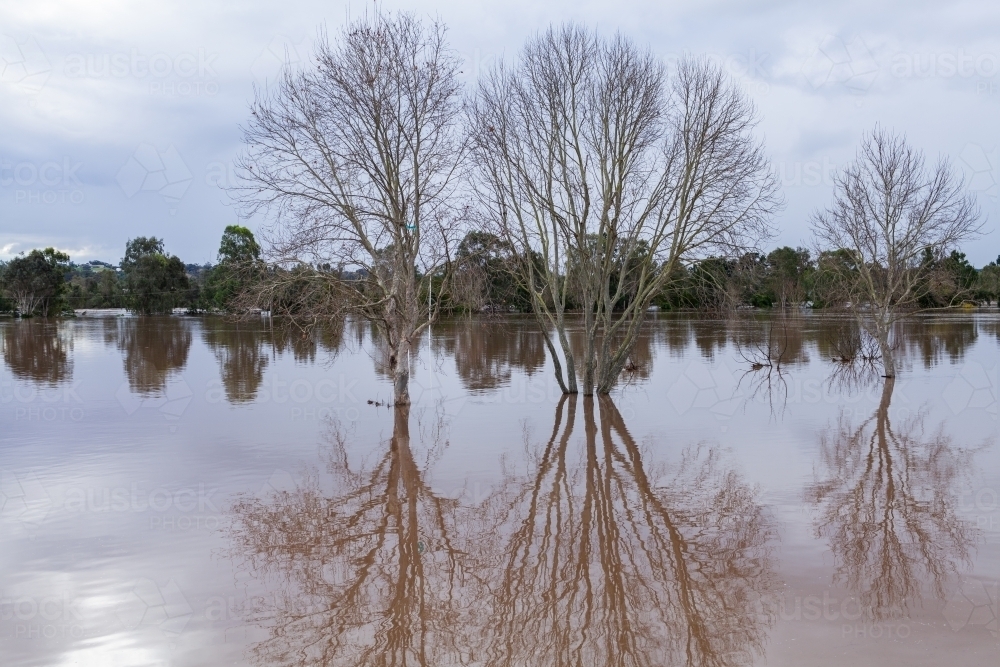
[2,0,999,266]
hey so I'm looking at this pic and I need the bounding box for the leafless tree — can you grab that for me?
[811,127,982,377]
[467,25,779,395]
[233,11,466,405]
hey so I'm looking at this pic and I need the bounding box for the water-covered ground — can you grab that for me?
[2,311,998,666]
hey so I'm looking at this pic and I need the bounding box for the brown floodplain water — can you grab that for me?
[1,311,999,666]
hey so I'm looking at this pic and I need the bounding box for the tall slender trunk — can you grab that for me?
[878,336,895,378]
[873,312,895,378]
[582,308,596,396]
[391,338,412,405]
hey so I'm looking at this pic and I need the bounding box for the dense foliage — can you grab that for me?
[3,230,999,317]
[0,248,71,316]
[121,237,192,315]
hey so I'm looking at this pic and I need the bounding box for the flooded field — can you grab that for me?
[1,311,999,666]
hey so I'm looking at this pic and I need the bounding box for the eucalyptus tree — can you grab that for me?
[120,237,189,315]
[1,248,71,316]
[468,25,780,395]
[234,11,465,405]
[811,127,982,377]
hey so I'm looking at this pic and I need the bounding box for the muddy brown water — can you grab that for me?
[1,311,998,666]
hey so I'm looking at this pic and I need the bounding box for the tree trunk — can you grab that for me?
[582,311,596,396]
[391,339,411,406]
[878,336,896,378]
[873,313,895,377]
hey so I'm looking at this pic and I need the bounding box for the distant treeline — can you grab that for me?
[1,228,998,317]
[0,225,260,316]
[446,232,999,314]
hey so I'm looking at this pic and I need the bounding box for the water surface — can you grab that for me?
[1,312,998,666]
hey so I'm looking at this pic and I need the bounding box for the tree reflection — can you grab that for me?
[266,321,345,364]
[806,379,981,621]
[229,397,777,667]
[431,318,546,391]
[480,396,777,667]
[0,320,73,385]
[203,320,268,403]
[692,318,729,360]
[228,407,476,667]
[114,317,192,394]
[900,317,978,368]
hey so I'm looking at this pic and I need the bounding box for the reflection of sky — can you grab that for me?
[0,313,998,666]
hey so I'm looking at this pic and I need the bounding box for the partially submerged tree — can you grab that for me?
[765,246,812,308]
[811,127,982,376]
[120,237,190,315]
[234,11,465,405]
[0,248,71,316]
[204,224,263,311]
[468,25,779,394]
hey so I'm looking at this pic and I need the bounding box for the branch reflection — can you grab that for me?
[228,406,475,666]
[230,398,777,666]
[480,396,777,667]
[806,378,982,621]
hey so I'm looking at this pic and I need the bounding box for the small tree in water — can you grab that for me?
[811,127,982,377]
[234,11,465,405]
[205,225,263,311]
[0,248,70,316]
[121,237,190,315]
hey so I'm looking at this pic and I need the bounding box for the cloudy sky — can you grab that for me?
[2,0,999,266]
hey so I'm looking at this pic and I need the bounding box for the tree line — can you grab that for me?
[4,232,994,318]
[2,13,990,396]
[0,225,261,316]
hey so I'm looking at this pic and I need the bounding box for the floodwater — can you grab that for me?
[1,311,999,666]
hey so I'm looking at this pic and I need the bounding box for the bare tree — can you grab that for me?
[811,127,982,377]
[468,25,779,395]
[234,12,465,405]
